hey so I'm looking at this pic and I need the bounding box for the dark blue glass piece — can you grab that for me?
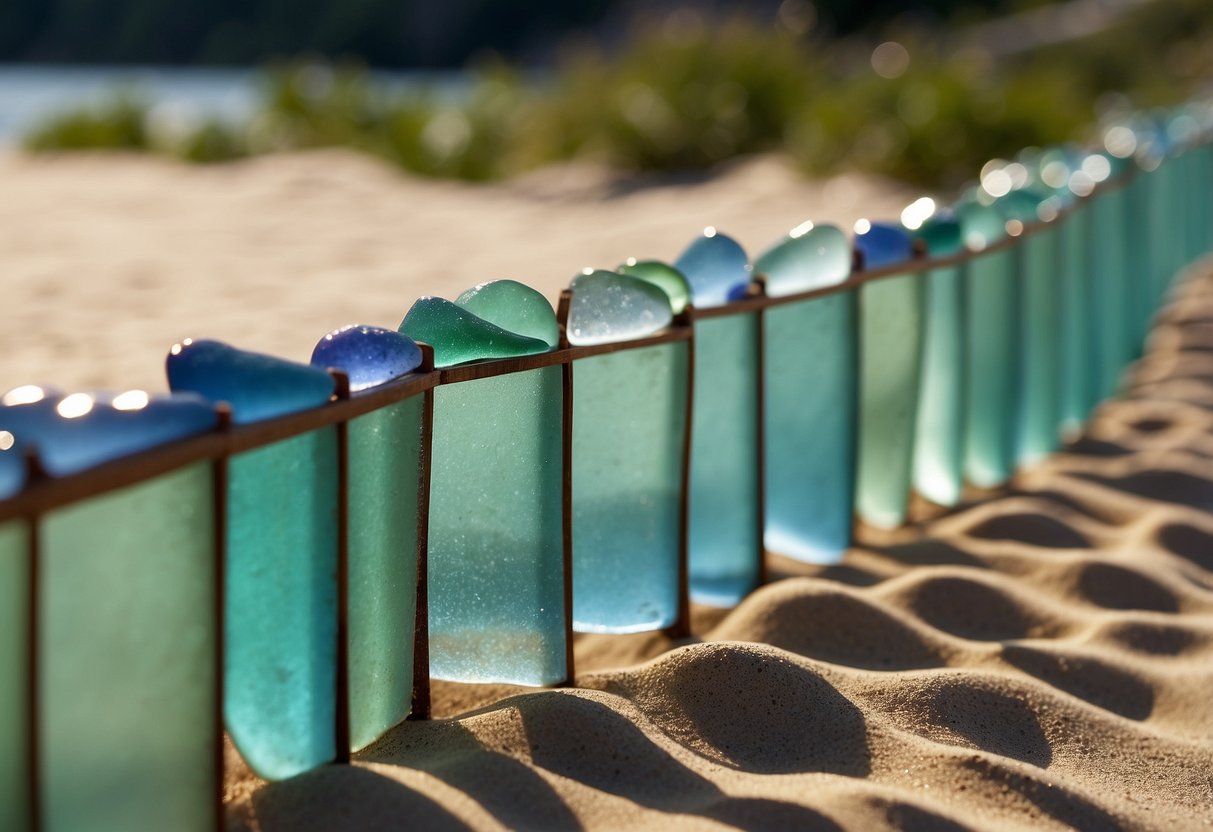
[854,221,915,269]
[0,389,219,477]
[0,434,25,499]
[167,338,335,424]
[674,229,751,308]
[310,325,423,393]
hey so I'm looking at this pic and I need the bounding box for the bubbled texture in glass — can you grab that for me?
[427,368,566,685]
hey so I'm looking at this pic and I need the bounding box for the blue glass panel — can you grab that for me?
[167,339,334,425]
[311,325,422,392]
[689,312,762,604]
[764,293,857,561]
[674,229,751,308]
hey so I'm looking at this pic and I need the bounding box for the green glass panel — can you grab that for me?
[0,521,28,832]
[1059,205,1094,434]
[399,297,551,368]
[40,465,216,832]
[914,262,966,506]
[965,248,1020,488]
[1017,227,1063,465]
[455,280,560,348]
[689,312,762,604]
[572,344,688,633]
[347,396,424,751]
[763,293,856,563]
[226,430,338,780]
[857,272,925,528]
[427,368,566,685]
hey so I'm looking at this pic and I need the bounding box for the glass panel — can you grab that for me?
[690,313,762,604]
[914,262,966,506]
[763,293,855,564]
[1059,204,1093,434]
[347,396,425,751]
[1017,227,1063,465]
[965,248,1020,488]
[857,272,925,528]
[1089,187,1131,402]
[226,430,338,780]
[0,521,28,832]
[572,343,688,633]
[1123,172,1153,353]
[427,368,566,685]
[40,464,216,832]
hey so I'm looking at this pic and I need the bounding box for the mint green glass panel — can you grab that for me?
[1017,227,1063,465]
[572,344,688,633]
[914,262,965,506]
[226,430,338,781]
[764,293,856,563]
[690,312,761,605]
[965,248,1020,487]
[1060,205,1094,434]
[347,396,424,751]
[1123,172,1153,352]
[428,368,565,685]
[857,273,924,528]
[0,521,28,832]
[1089,187,1131,402]
[1147,161,1182,306]
[41,464,216,832]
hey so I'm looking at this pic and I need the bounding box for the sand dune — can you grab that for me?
[224,261,1213,828]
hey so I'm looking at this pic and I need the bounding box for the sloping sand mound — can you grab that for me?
[225,265,1213,829]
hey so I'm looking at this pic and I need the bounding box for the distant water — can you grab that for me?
[0,64,469,143]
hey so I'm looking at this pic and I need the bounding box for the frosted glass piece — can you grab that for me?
[617,259,692,314]
[0,522,28,832]
[913,215,965,506]
[857,272,925,528]
[964,248,1020,487]
[854,221,915,269]
[674,229,751,308]
[41,464,216,832]
[399,297,551,368]
[167,339,334,425]
[572,344,688,633]
[226,430,338,780]
[311,325,422,392]
[455,280,560,348]
[753,223,850,298]
[567,271,673,346]
[0,390,218,477]
[427,368,566,685]
[689,312,762,604]
[764,293,856,563]
[347,396,424,750]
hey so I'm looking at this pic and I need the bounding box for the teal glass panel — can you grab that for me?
[0,521,28,832]
[226,430,338,780]
[1059,205,1094,434]
[857,272,925,528]
[572,344,688,633]
[40,464,216,832]
[346,396,424,751]
[964,248,1020,487]
[914,261,966,506]
[1089,187,1132,402]
[1017,227,1063,465]
[1123,172,1153,353]
[427,368,566,685]
[689,312,762,604]
[763,293,856,564]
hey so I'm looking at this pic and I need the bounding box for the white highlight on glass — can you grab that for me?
[2,385,48,407]
[900,197,936,231]
[56,393,95,420]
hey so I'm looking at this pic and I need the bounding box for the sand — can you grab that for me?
[3,150,1212,829]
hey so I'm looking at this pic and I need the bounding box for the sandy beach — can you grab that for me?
[4,150,1212,829]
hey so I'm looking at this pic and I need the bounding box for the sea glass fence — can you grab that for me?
[1,113,1211,831]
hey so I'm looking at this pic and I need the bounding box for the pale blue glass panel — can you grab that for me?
[226,430,338,780]
[857,273,924,528]
[763,293,856,563]
[1017,227,1063,465]
[41,464,216,832]
[1089,187,1132,402]
[964,248,1020,487]
[690,312,762,604]
[1060,204,1093,433]
[427,368,566,685]
[0,521,28,832]
[572,344,688,633]
[347,396,424,751]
